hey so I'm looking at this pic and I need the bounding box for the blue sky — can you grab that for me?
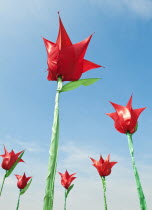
[0,0,152,209]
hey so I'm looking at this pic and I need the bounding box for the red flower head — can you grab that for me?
[106,96,146,134]
[58,170,76,189]
[0,146,24,170]
[15,173,32,189]
[43,14,102,81]
[90,155,117,177]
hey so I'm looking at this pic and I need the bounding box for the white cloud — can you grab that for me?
[0,135,45,153]
[90,0,152,19]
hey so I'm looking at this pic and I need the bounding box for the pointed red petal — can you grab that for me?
[99,155,104,163]
[16,150,24,157]
[106,112,118,121]
[82,59,102,73]
[110,102,131,121]
[19,159,24,163]
[70,173,76,177]
[132,107,146,119]
[43,38,56,55]
[126,95,133,111]
[90,157,96,164]
[106,154,110,162]
[56,15,72,49]
[26,177,32,182]
[73,35,93,60]
[69,176,76,183]
[15,175,22,180]
[65,170,70,179]
[4,146,8,155]
[10,150,15,156]
[0,146,9,158]
[110,162,117,168]
[130,107,146,130]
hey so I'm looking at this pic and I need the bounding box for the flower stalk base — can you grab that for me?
[0,173,6,196]
[64,189,67,210]
[16,191,21,210]
[127,132,147,210]
[101,176,108,210]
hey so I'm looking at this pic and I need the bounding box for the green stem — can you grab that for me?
[64,189,67,210]
[43,77,62,210]
[16,191,21,210]
[101,176,108,210]
[0,173,6,196]
[126,132,148,210]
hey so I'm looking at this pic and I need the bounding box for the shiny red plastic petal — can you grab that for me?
[83,59,102,73]
[90,155,117,177]
[43,15,102,81]
[107,96,146,134]
[15,173,32,189]
[56,15,72,49]
[58,170,76,189]
[0,146,24,170]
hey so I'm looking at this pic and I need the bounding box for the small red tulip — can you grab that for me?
[0,146,24,170]
[58,170,76,189]
[15,173,32,189]
[90,155,117,177]
[43,14,102,81]
[106,96,146,134]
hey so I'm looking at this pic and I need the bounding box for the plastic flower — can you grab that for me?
[90,155,117,177]
[15,173,32,189]
[43,14,102,81]
[58,170,76,189]
[106,96,146,134]
[0,146,24,170]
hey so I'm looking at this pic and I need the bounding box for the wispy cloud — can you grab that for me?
[0,135,45,153]
[90,0,152,19]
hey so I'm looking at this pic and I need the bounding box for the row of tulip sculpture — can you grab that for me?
[0,13,148,210]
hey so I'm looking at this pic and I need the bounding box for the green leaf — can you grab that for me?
[66,184,74,198]
[61,78,101,92]
[20,179,32,195]
[5,151,25,178]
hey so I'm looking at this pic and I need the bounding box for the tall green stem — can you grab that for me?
[43,77,62,210]
[127,132,147,210]
[101,176,108,210]
[0,173,6,196]
[16,192,21,210]
[64,189,67,210]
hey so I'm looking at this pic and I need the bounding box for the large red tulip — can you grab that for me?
[90,155,117,177]
[0,146,24,170]
[15,173,32,189]
[43,14,102,81]
[58,170,76,189]
[106,96,146,134]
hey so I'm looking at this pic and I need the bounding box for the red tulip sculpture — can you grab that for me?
[58,170,76,210]
[106,96,147,209]
[90,155,117,210]
[15,173,32,210]
[0,146,24,196]
[43,13,102,210]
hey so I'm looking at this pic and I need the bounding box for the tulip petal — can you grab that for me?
[106,112,118,121]
[90,155,117,177]
[110,102,131,121]
[110,162,117,168]
[83,59,102,73]
[126,95,133,111]
[56,15,72,49]
[43,38,56,55]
